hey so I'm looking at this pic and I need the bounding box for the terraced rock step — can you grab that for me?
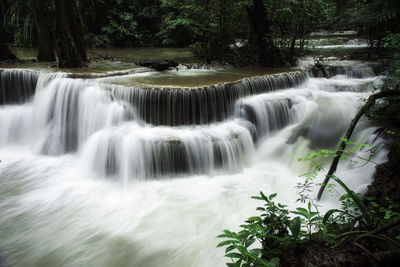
[108,71,307,126]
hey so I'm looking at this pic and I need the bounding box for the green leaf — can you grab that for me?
[293,207,308,218]
[227,259,242,267]
[225,252,243,259]
[260,192,269,201]
[245,237,256,248]
[289,216,302,238]
[217,230,236,239]
[269,193,277,201]
[331,176,374,229]
[323,209,343,223]
[234,244,248,256]
[247,217,263,223]
[225,245,236,253]
[217,240,236,247]
[310,216,322,222]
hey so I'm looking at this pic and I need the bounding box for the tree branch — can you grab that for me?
[317,90,400,200]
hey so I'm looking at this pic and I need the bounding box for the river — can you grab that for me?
[0,58,387,267]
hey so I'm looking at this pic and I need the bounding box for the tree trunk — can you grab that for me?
[217,0,228,60]
[246,0,280,66]
[246,0,268,65]
[0,42,17,61]
[0,2,17,61]
[289,34,296,65]
[0,0,7,23]
[289,3,301,65]
[54,0,87,68]
[31,0,56,62]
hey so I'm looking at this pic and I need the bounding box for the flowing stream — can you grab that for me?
[0,62,387,267]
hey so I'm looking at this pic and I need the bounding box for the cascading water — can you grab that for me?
[102,71,307,125]
[81,120,255,179]
[0,69,39,104]
[0,64,387,267]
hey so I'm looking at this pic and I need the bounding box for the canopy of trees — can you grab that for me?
[1,0,400,66]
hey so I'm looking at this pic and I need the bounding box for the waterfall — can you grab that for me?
[0,76,131,155]
[107,71,307,125]
[308,64,375,78]
[81,120,254,180]
[0,69,39,104]
[237,91,304,139]
[0,65,387,267]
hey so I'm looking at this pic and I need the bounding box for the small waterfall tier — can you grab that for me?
[82,120,255,179]
[0,69,40,104]
[0,77,132,155]
[1,69,307,126]
[237,94,299,139]
[108,71,307,126]
[308,64,375,78]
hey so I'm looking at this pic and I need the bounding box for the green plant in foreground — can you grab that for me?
[217,190,332,266]
[218,144,400,266]
[217,192,300,267]
[218,184,400,266]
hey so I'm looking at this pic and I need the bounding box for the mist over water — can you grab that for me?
[0,64,387,266]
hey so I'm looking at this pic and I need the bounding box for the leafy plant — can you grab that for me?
[217,192,326,266]
[292,202,321,239]
[218,141,400,266]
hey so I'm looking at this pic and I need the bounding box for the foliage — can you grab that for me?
[270,0,334,46]
[363,33,400,126]
[2,0,400,64]
[158,0,247,62]
[3,0,36,46]
[384,33,400,80]
[218,144,400,266]
[2,0,337,63]
[77,0,163,47]
[218,184,400,266]
[100,11,138,46]
[298,138,375,167]
[334,0,400,46]
[217,192,302,267]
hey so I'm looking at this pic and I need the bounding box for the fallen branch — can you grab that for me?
[317,90,400,200]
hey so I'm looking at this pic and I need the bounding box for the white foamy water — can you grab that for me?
[0,66,387,267]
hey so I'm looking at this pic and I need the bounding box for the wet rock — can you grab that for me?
[139,60,179,71]
[139,61,157,67]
